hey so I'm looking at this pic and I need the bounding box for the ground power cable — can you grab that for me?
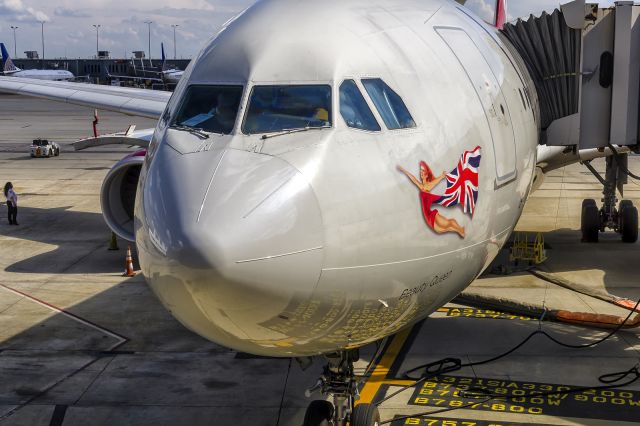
[373,296,640,424]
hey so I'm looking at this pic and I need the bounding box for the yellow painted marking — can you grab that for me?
[358,327,412,404]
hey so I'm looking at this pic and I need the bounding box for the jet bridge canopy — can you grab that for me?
[502,0,640,149]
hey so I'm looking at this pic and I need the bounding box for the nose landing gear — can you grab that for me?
[303,349,380,426]
[581,155,638,243]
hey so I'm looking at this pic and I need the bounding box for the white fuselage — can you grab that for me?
[7,69,74,81]
[134,0,539,357]
[162,69,183,84]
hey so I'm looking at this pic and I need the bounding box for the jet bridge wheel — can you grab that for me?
[302,400,334,426]
[581,201,600,243]
[351,403,380,426]
[620,204,638,243]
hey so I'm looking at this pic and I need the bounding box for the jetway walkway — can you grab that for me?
[502,0,640,150]
[502,0,640,244]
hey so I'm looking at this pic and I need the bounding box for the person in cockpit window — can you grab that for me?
[190,92,238,134]
[208,92,238,132]
[180,91,239,134]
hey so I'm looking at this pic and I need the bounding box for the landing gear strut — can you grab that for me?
[582,154,638,243]
[303,349,380,426]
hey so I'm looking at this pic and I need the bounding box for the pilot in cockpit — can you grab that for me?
[179,91,240,134]
[205,92,238,132]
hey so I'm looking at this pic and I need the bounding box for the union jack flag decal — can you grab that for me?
[434,146,481,216]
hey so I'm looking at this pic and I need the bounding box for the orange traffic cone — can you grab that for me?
[123,245,136,277]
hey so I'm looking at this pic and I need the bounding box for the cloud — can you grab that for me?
[9,0,614,60]
[464,0,496,24]
[53,7,90,18]
[0,0,49,22]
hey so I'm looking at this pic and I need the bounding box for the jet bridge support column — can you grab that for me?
[579,1,640,243]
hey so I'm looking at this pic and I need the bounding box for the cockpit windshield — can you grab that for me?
[242,85,332,134]
[172,85,243,135]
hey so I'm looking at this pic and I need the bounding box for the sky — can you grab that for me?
[0,0,619,60]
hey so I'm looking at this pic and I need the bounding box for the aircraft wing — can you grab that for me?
[0,76,170,119]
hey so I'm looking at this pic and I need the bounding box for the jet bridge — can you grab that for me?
[502,0,640,243]
[503,0,640,149]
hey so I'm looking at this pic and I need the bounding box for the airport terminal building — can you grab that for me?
[9,57,190,88]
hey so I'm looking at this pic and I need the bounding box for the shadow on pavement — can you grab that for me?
[0,206,123,275]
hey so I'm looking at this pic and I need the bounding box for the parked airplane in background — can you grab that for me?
[1,43,74,81]
[0,0,637,424]
[159,42,184,84]
[105,43,182,88]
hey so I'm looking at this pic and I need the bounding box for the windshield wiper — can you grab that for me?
[169,124,211,139]
[261,125,331,140]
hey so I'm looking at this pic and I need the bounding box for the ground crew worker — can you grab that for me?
[4,182,18,225]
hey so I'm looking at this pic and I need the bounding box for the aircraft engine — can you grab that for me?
[100,150,146,242]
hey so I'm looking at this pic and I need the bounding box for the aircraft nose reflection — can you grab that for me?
[138,145,325,353]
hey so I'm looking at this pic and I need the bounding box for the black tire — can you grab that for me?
[303,400,333,426]
[581,204,600,243]
[351,403,380,426]
[55,148,60,156]
[581,200,597,235]
[620,200,633,211]
[582,199,596,209]
[621,206,638,243]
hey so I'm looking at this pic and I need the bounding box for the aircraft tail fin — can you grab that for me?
[1,43,20,74]
[161,42,168,72]
[495,0,507,29]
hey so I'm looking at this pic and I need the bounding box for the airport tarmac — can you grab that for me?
[0,93,639,426]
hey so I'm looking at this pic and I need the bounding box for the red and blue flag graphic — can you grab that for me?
[434,146,481,216]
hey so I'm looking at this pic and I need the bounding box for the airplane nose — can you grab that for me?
[136,143,325,354]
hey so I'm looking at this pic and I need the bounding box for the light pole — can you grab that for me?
[171,24,179,60]
[92,24,101,58]
[40,21,45,68]
[10,26,18,58]
[144,20,153,65]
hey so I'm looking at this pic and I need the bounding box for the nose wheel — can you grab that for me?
[303,400,334,425]
[303,349,380,426]
[351,403,381,426]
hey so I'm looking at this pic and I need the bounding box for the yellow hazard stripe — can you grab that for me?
[357,327,412,404]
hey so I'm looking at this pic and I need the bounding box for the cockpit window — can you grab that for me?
[172,85,243,135]
[339,80,381,131]
[362,78,416,130]
[242,85,332,134]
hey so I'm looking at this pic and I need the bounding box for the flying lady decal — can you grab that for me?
[398,146,481,238]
